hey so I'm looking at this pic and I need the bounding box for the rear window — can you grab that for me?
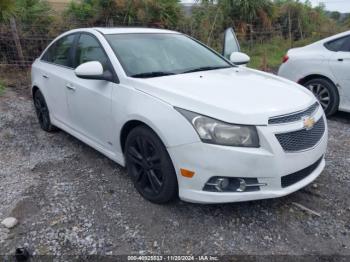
[324,35,350,52]
[41,34,76,67]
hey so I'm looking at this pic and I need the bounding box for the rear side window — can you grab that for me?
[324,35,350,52]
[74,34,109,70]
[42,34,76,67]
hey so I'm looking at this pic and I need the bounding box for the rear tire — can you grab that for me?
[303,78,339,116]
[125,126,178,204]
[33,90,57,132]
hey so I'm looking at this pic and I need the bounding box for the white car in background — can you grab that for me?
[31,27,327,204]
[278,31,350,116]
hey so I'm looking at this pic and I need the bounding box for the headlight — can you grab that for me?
[175,108,259,147]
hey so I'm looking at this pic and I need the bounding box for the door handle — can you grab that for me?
[65,84,76,91]
[42,75,49,79]
[338,58,344,62]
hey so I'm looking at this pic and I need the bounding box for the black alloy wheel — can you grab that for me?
[33,90,57,132]
[125,126,178,204]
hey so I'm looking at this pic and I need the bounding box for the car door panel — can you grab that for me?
[38,33,77,125]
[66,33,114,149]
[327,35,350,103]
[42,64,74,125]
[329,53,350,105]
[66,78,114,149]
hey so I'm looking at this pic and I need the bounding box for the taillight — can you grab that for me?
[282,55,289,63]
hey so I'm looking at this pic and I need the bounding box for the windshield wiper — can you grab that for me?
[182,66,232,74]
[131,71,176,78]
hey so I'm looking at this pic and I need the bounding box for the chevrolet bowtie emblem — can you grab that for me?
[303,116,316,130]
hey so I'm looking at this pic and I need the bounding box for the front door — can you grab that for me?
[328,35,350,103]
[67,33,114,149]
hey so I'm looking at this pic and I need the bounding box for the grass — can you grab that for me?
[0,81,5,96]
[241,36,321,71]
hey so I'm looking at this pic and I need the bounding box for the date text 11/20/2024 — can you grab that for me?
[127,255,219,261]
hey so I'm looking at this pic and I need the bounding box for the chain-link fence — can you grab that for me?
[0,13,338,90]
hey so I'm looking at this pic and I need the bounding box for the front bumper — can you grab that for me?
[167,110,328,204]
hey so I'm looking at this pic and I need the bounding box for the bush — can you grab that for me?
[0,0,54,65]
[64,0,184,28]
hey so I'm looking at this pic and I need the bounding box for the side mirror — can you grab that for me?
[229,52,250,66]
[75,61,113,81]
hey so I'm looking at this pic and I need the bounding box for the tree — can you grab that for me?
[0,0,24,66]
[219,0,275,30]
[65,0,183,28]
[0,0,53,66]
[0,0,16,21]
[330,11,341,21]
[190,1,225,49]
[276,0,335,42]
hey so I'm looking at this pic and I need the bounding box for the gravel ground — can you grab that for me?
[0,87,349,258]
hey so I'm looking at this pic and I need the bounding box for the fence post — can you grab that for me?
[298,18,304,40]
[288,10,292,47]
[207,5,219,46]
[9,17,25,68]
[249,24,254,50]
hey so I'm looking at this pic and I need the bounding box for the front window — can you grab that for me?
[74,34,109,71]
[105,33,232,78]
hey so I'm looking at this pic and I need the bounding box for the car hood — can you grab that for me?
[130,67,315,125]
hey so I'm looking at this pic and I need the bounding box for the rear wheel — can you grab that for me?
[303,78,339,116]
[125,126,178,204]
[33,90,57,132]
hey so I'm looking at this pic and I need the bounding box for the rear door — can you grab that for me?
[40,33,78,125]
[327,35,350,101]
[67,33,115,149]
[222,27,240,59]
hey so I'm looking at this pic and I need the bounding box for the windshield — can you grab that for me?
[105,33,232,78]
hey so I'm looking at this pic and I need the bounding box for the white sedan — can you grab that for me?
[278,31,350,116]
[31,27,327,204]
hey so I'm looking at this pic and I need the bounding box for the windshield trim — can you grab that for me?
[102,32,235,78]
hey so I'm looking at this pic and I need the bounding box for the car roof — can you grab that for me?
[92,27,179,35]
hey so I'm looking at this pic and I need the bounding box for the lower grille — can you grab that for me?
[276,117,325,152]
[281,157,323,188]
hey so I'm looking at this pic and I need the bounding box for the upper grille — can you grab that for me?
[269,102,319,125]
[281,156,323,188]
[276,117,325,152]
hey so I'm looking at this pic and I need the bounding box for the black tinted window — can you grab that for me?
[325,36,350,52]
[75,34,109,70]
[42,34,75,67]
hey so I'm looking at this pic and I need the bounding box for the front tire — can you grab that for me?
[303,78,339,116]
[125,126,178,204]
[33,90,57,132]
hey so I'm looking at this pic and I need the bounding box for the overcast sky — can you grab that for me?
[181,0,350,13]
[305,0,350,12]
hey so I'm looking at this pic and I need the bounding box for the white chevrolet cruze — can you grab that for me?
[31,28,328,204]
[278,31,350,116]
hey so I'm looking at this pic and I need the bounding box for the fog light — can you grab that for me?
[203,177,267,192]
[215,178,230,192]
